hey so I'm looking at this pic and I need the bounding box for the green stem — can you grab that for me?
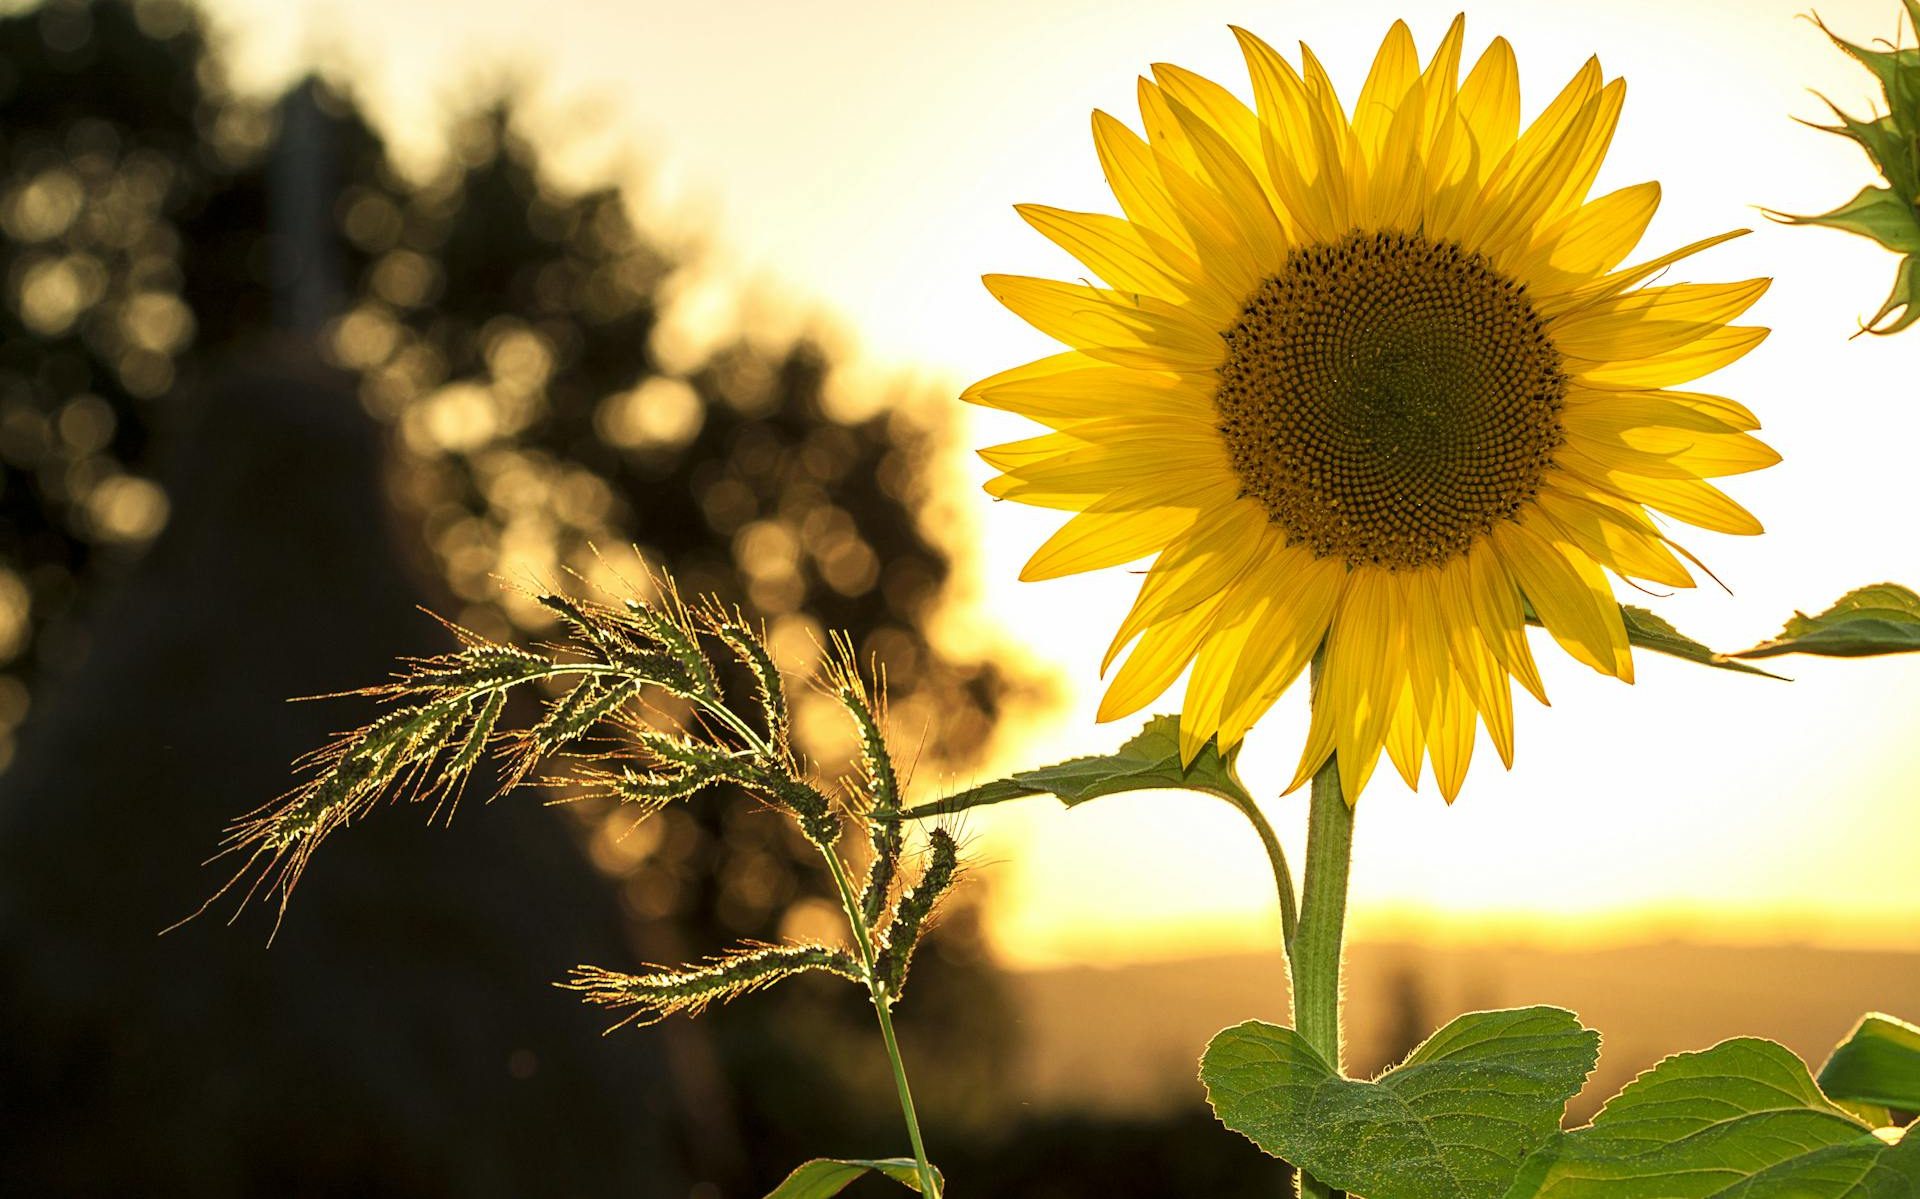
[822,847,941,1197]
[1225,794,1298,952]
[1290,753,1352,1070]
[872,990,938,1196]
[1289,667,1355,1198]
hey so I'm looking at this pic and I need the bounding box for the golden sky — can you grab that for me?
[199,0,1920,965]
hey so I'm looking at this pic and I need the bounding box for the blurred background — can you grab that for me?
[0,0,1915,1195]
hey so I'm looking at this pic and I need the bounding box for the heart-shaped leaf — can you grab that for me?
[904,714,1251,818]
[1504,1037,1920,1198]
[1202,1007,1599,1199]
[1821,1013,1920,1113]
[765,1157,941,1197]
[1731,584,1920,659]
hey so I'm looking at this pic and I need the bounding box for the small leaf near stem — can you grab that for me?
[765,1157,944,1197]
[892,715,1298,949]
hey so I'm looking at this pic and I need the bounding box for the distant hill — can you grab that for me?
[1007,939,1920,1123]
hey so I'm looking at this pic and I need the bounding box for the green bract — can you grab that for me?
[1777,1,1920,332]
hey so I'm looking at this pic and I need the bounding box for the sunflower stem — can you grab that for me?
[1289,730,1354,1197]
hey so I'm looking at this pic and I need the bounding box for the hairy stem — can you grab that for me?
[1290,662,1355,1199]
[823,847,940,1196]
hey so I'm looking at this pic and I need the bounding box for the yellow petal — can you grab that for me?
[1021,502,1203,582]
[1217,548,1346,746]
[1438,571,1518,769]
[1099,592,1229,721]
[1540,229,1750,319]
[1427,674,1476,803]
[1562,419,1781,480]
[1456,35,1520,175]
[1322,567,1403,800]
[1164,93,1289,275]
[1567,325,1768,389]
[1103,503,1275,668]
[1509,181,1660,294]
[1091,109,1192,249]
[1383,679,1425,790]
[991,434,1230,501]
[1289,673,1339,794]
[982,274,1226,369]
[1353,20,1420,166]
[1150,62,1268,191]
[1535,484,1695,588]
[1233,26,1342,243]
[1562,385,1754,436]
[963,354,1215,428]
[1551,278,1771,360]
[1558,447,1765,535]
[1179,582,1272,762]
[1417,13,1467,131]
[1460,546,1547,703]
[1014,204,1200,303]
[1491,515,1633,682]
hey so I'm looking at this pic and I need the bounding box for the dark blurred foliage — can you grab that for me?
[0,0,1294,1195]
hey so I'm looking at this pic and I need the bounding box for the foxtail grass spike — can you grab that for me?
[876,829,960,993]
[565,943,862,1029]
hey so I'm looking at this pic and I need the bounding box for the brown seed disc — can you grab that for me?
[1215,229,1566,570]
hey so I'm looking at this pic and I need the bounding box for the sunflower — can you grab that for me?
[967,16,1777,802]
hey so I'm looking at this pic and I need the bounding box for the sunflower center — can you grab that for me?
[1215,229,1566,570]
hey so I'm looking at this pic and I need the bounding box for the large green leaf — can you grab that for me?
[1504,1038,1920,1198]
[1821,1013,1920,1113]
[1202,1007,1599,1199]
[903,714,1251,818]
[764,1158,941,1197]
[1731,584,1920,659]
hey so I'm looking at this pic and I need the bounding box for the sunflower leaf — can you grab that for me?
[1503,1037,1920,1198]
[1731,583,1920,658]
[901,713,1252,818]
[1616,604,1786,678]
[1820,1013,1920,1115]
[1201,1007,1599,1199]
[764,1158,941,1198]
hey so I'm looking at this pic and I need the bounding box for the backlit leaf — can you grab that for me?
[1202,1007,1599,1199]
[1731,583,1920,658]
[1504,1037,1920,1198]
[765,1158,941,1198]
[904,713,1251,818]
[1821,1012,1920,1113]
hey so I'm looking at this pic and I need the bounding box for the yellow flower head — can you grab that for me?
[968,17,1777,802]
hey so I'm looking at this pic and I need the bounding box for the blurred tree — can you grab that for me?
[0,0,1030,1193]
